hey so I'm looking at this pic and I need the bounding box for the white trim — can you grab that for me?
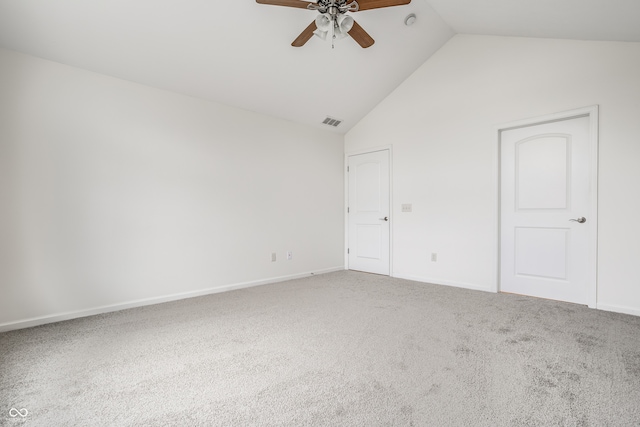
[344,145,394,276]
[494,105,599,307]
[344,153,349,270]
[0,266,344,333]
[393,273,491,293]
[345,145,393,157]
[597,303,640,318]
[495,106,597,131]
[389,148,394,277]
[491,124,501,293]
[587,107,599,308]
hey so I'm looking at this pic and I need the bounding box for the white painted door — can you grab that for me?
[348,150,390,275]
[501,116,592,304]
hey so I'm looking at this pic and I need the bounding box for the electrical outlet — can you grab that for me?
[431,253,437,262]
[286,251,292,260]
[271,253,276,262]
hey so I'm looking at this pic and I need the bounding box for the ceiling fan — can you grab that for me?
[256,0,412,48]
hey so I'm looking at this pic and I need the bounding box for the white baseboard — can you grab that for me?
[0,266,344,333]
[596,303,640,317]
[392,273,491,293]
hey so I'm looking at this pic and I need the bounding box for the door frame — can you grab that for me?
[344,145,393,276]
[493,106,599,308]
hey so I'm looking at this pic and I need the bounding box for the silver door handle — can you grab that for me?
[569,217,586,223]
[379,216,388,221]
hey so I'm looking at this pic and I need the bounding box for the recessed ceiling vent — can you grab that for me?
[322,116,343,127]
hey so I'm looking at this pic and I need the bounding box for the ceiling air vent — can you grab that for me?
[322,116,343,128]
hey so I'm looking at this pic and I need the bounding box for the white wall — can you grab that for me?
[0,48,344,330]
[346,35,640,316]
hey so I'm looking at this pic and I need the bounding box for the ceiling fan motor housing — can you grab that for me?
[310,0,359,14]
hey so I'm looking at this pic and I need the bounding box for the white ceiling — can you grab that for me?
[0,0,638,134]
[427,0,640,42]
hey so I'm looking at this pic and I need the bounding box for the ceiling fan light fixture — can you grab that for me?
[337,14,354,33]
[333,26,348,40]
[315,13,332,32]
[313,28,329,40]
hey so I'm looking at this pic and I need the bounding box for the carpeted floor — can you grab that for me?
[1,271,640,426]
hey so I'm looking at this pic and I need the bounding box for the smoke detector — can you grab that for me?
[405,13,416,26]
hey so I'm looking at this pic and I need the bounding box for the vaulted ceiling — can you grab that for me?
[1,0,638,134]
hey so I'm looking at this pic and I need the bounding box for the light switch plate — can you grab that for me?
[401,204,412,212]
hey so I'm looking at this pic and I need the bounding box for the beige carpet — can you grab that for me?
[1,271,640,426]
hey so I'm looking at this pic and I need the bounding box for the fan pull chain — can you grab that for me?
[332,20,336,49]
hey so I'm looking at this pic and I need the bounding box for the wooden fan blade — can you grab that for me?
[292,21,317,47]
[355,0,411,11]
[348,21,375,48]
[256,0,314,9]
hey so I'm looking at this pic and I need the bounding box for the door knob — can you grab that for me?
[569,217,586,223]
[379,216,389,221]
